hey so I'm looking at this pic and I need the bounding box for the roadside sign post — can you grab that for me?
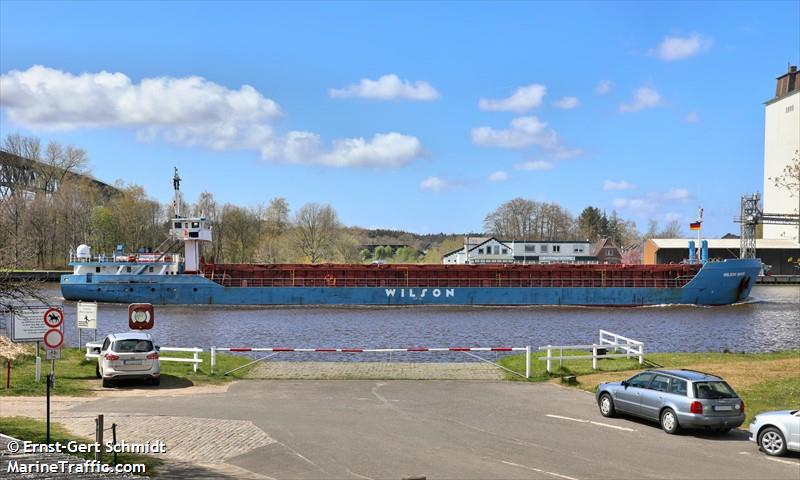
[41,307,64,446]
[35,341,41,383]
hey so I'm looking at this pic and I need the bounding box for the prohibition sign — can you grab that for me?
[43,328,64,349]
[43,308,64,328]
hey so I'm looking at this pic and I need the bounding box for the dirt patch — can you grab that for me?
[574,357,800,392]
[0,335,33,361]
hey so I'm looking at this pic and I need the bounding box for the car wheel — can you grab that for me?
[598,393,616,418]
[95,363,101,379]
[101,378,113,388]
[660,408,680,434]
[759,427,787,456]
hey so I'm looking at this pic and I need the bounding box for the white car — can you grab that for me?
[94,332,161,387]
[749,409,800,456]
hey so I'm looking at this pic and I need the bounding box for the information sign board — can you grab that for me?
[10,309,49,342]
[77,302,98,329]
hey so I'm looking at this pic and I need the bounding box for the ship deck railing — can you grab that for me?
[203,275,696,289]
[69,252,181,264]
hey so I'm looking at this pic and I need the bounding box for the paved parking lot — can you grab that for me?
[66,380,799,479]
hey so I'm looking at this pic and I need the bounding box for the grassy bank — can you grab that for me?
[0,347,255,397]
[0,416,164,476]
[498,349,800,424]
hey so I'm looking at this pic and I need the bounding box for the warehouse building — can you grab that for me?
[643,238,800,275]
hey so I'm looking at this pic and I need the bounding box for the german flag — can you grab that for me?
[689,222,701,231]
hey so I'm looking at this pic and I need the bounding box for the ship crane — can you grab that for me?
[733,193,800,259]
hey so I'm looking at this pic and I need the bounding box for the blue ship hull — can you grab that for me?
[60,259,762,306]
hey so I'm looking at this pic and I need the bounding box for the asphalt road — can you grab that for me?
[70,380,800,480]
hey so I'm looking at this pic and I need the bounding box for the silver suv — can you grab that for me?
[596,369,745,434]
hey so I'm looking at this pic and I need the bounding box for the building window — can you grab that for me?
[502,248,508,254]
[574,246,584,253]
[553,245,561,253]
[494,246,500,254]
[787,105,795,113]
[541,245,548,253]
[478,248,484,254]
[524,245,536,252]
[606,249,614,255]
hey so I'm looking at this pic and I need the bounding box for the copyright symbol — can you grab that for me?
[7,441,19,453]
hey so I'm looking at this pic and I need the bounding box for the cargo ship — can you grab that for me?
[60,172,762,306]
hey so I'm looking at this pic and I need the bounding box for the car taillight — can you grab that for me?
[690,401,703,414]
[739,401,745,413]
[146,352,159,360]
[104,353,119,361]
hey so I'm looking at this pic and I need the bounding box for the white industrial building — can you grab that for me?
[442,237,599,265]
[763,65,800,242]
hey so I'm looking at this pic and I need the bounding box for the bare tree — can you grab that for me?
[484,198,575,240]
[293,203,340,263]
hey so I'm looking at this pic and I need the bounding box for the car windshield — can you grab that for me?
[693,381,737,399]
[113,339,153,353]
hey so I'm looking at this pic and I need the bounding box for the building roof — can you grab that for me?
[647,238,800,249]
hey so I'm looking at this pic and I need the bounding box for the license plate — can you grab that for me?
[124,360,142,365]
[714,405,733,411]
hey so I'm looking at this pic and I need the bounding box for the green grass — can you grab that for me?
[0,416,164,476]
[739,376,800,425]
[0,347,255,396]
[497,349,800,382]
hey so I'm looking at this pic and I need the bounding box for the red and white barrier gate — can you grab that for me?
[211,346,531,378]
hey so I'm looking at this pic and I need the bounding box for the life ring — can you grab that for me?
[324,274,336,286]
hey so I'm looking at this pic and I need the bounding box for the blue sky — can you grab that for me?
[1,1,798,236]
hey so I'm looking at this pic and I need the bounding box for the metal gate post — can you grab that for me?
[210,346,216,373]
[592,346,598,370]
[546,346,552,374]
[525,346,531,379]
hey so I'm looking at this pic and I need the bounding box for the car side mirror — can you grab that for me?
[92,347,101,354]
[155,346,161,351]
[621,381,629,388]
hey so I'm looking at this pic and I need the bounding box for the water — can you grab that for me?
[2,284,798,361]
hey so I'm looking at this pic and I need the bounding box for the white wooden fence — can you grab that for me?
[539,330,644,373]
[85,343,204,372]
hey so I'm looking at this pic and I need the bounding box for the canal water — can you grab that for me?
[2,284,798,361]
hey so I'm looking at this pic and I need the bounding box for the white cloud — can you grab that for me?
[0,65,282,130]
[612,187,692,214]
[603,180,636,191]
[514,160,554,171]
[472,116,582,160]
[664,212,683,221]
[651,33,712,61]
[420,176,448,192]
[329,74,439,101]
[478,84,547,113]
[685,112,699,123]
[553,96,579,109]
[595,80,612,95]
[663,187,690,200]
[0,66,426,168]
[619,87,663,113]
[488,171,509,182]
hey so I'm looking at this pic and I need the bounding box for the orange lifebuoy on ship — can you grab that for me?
[324,274,336,286]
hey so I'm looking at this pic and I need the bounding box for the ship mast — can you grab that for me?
[173,167,182,217]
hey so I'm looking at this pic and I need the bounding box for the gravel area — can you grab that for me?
[245,361,506,380]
